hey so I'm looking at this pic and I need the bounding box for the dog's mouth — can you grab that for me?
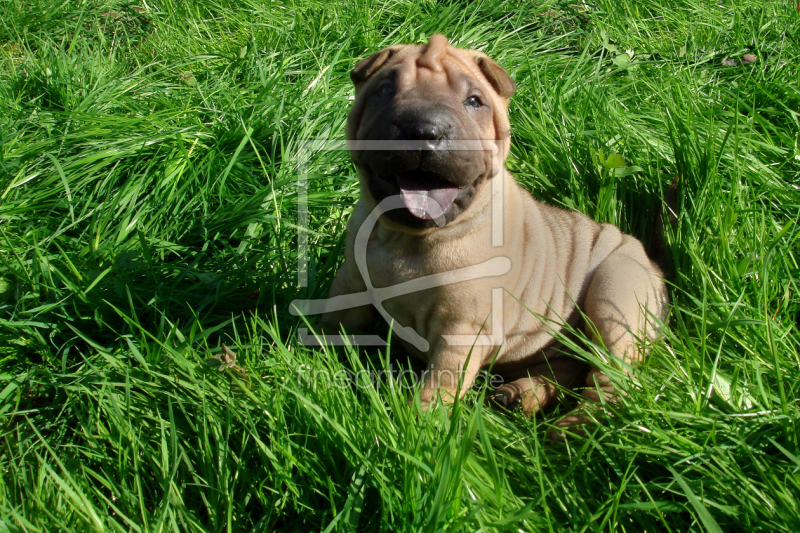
[367,168,465,223]
[365,161,487,229]
[396,170,461,220]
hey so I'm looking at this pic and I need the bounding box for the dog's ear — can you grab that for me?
[475,55,515,98]
[350,48,396,86]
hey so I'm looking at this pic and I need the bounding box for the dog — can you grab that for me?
[321,34,667,426]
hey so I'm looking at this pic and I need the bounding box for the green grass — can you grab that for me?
[1,0,799,530]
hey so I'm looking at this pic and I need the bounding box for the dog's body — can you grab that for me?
[323,35,667,417]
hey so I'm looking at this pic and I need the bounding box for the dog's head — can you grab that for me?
[347,34,515,229]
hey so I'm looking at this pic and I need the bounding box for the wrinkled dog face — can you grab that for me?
[347,35,515,228]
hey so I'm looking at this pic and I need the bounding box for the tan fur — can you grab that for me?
[324,35,667,421]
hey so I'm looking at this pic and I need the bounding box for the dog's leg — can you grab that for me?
[489,357,588,415]
[321,260,377,332]
[418,347,484,408]
[581,236,665,396]
[550,237,665,436]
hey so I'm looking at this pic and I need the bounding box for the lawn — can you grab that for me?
[1,0,799,531]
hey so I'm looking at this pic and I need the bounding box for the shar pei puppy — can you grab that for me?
[317,34,667,429]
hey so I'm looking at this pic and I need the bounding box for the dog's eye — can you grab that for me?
[465,95,483,108]
[377,84,395,97]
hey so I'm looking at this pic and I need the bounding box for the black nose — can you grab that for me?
[407,122,443,141]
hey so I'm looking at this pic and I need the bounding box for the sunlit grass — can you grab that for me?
[1,0,798,530]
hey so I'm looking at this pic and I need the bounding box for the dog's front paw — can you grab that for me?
[486,377,560,416]
[486,388,522,411]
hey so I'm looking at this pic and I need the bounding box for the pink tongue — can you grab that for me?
[398,176,460,220]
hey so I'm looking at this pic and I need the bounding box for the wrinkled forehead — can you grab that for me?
[380,45,491,94]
